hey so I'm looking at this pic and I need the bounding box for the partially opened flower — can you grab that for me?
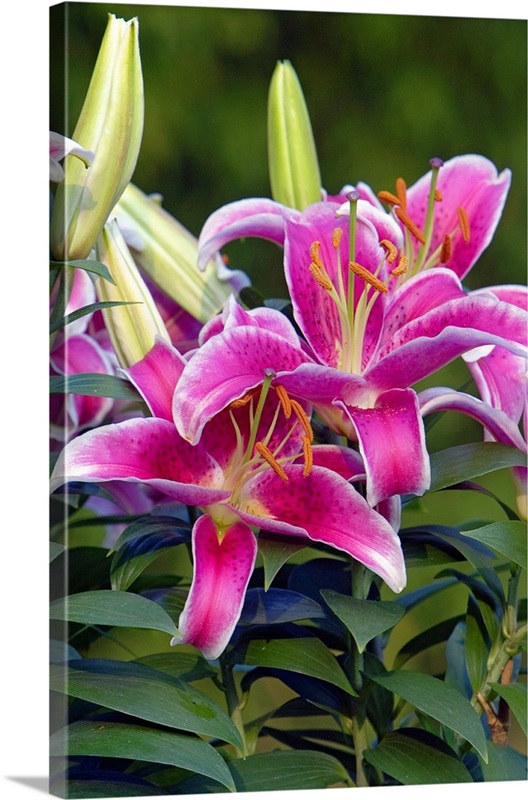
[50,339,406,659]
[184,199,527,507]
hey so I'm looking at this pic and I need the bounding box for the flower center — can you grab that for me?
[377,157,472,282]
[308,195,401,375]
[222,374,314,505]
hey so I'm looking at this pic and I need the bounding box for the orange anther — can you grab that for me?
[396,177,407,210]
[377,190,400,206]
[302,434,313,477]
[349,261,388,293]
[457,206,471,242]
[380,239,398,264]
[332,227,343,249]
[391,255,408,277]
[395,207,426,245]
[275,384,292,419]
[310,240,323,268]
[434,189,443,201]
[440,234,452,263]
[229,390,256,409]
[289,398,314,442]
[255,442,289,481]
[309,262,333,292]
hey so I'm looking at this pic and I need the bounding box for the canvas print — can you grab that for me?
[49,1,527,797]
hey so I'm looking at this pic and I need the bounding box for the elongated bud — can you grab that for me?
[50,14,144,261]
[95,220,170,369]
[114,183,250,324]
[267,60,321,209]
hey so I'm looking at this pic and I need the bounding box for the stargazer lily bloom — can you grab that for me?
[50,339,406,660]
[347,154,511,283]
[184,200,527,507]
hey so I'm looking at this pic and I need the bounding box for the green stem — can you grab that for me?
[220,657,248,758]
[346,559,370,787]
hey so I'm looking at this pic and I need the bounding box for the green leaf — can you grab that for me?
[321,591,404,653]
[50,373,142,401]
[258,533,307,589]
[430,442,526,492]
[368,669,487,760]
[228,749,351,791]
[50,258,116,284]
[50,720,235,791]
[134,652,216,683]
[363,730,473,784]
[489,682,527,736]
[50,541,65,562]
[478,740,527,781]
[231,636,356,696]
[50,300,139,334]
[50,659,243,749]
[393,616,464,670]
[461,521,527,569]
[58,779,161,797]
[49,590,178,635]
[464,596,489,693]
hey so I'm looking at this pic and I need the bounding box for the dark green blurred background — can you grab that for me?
[50,3,526,295]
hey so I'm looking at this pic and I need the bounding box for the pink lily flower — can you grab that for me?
[50,339,406,660]
[184,201,527,508]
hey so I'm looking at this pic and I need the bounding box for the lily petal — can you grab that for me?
[50,417,229,507]
[173,325,313,443]
[418,387,528,452]
[235,464,406,593]
[338,387,430,507]
[405,154,511,279]
[197,198,298,270]
[126,338,186,420]
[175,515,257,660]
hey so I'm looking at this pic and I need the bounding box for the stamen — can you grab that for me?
[255,441,289,481]
[391,255,408,277]
[302,434,313,477]
[229,390,256,409]
[349,261,388,293]
[310,241,323,268]
[396,177,407,210]
[332,227,343,249]
[440,234,452,263]
[394,207,426,245]
[434,189,443,201]
[275,384,292,418]
[380,239,398,264]
[377,190,400,206]
[289,398,314,442]
[457,206,471,242]
[309,262,334,292]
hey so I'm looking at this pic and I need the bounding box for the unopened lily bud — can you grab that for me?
[95,220,170,369]
[267,60,321,210]
[115,183,250,324]
[50,14,144,261]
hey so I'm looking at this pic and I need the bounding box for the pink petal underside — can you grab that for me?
[235,464,406,593]
[338,387,430,508]
[405,154,511,279]
[368,294,528,392]
[176,515,258,660]
[126,339,186,420]
[222,294,302,348]
[308,444,366,482]
[197,198,299,270]
[465,347,527,425]
[418,387,528,452]
[50,417,230,507]
[172,325,314,443]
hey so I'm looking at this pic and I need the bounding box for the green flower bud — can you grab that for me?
[95,220,170,369]
[267,60,321,210]
[50,14,144,261]
[115,183,249,324]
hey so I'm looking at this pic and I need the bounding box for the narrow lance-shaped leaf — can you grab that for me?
[368,669,488,760]
[321,590,405,653]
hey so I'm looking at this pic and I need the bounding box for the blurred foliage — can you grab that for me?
[50,3,526,302]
